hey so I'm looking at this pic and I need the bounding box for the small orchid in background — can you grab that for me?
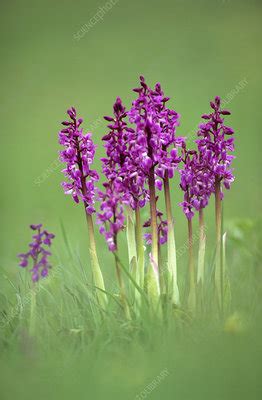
[18,224,55,282]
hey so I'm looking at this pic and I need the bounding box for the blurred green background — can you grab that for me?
[0,0,261,398]
[0,0,261,268]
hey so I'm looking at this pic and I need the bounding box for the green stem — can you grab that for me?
[113,250,131,320]
[126,206,138,280]
[126,206,140,313]
[163,173,180,305]
[197,208,206,284]
[148,168,158,265]
[188,218,196,311]
[215,178,223,311]
[86,213,108,310]
[76,131,107,310]
[135,207,144,289]
[197,208,206,310]
[148,168,161,304]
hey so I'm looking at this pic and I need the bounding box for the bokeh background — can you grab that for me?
[0,1,261,398]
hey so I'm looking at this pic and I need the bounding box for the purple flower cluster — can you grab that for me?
[179,96,235,219]
[102,97,148,209]
[98,78,184,250]
[144,208,168,246]
[129,76,183,183]
[196,96,235,191]
[98,97,148,251]
[59,107,99,214]
[18,224,55,282]
[179,145,214,219]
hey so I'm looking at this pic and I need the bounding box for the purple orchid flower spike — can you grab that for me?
[179,143,214,220]
[196,95,235,196]
[129,76,183,184]
[129,76,184,305]
[102,97,148,211]
[18,224,55,282]
[99,97,149,252]
[59,107,99,214]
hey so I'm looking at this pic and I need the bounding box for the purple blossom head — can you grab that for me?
[59,107,99,214]
[179,144,214,219]
[18,224,55,282]
[102,97,148,210]
[129,76,184,183]
[196,96,235,193]
[179,96,235,219]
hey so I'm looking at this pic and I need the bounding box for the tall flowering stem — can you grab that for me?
[197,208,206,309]
[163,173,179,304]
[197,96,235,309]
[99,97,134,318]
[129,76,182,302]
[135,207,144,289]
[130,77,182,302]
[100,97,148,315]
[143,206,167,304]
[114,247,131,320]
[187,218,196,311]
[59,108,107,310]
[215,177,223,311]
[148,164,159,277]
[179,147,208,311]
[97,183,131,319]
[126,206,138,290]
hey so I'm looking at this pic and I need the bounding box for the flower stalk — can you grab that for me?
[163,172,179,304]
[135,207,144,290]
[126,206,141,312]
[148,168,161,302]
[86,213,108,310]
[113,236,131,320]
[59,108,107,310]
[197,208,206,307]
[215,178,223,311]
[188,218,196,311]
